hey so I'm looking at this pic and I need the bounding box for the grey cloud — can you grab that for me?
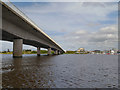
[59,25,118,50]
[1,2,118,51]
[82,2,106,7]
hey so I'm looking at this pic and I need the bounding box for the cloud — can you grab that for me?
[1,2,118,51]
[27,3,116,29]
[75,30,87,35]
[15,2,117,32]
[53,25,118,50]
[9,0,119,2]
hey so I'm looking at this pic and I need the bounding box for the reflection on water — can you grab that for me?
[2,54,118,88]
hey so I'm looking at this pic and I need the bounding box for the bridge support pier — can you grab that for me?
[58,51,61,55]
[55,50,58,55]
[48,48,51,55]
[13,39,23,58]
[37,47,41,56]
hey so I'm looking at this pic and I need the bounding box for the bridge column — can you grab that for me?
[37,47,41,56]
[48,48,51,55]
[55,50,58,55]
[58,51,61,55]
[57,51,59,55]
[13,39,23,58]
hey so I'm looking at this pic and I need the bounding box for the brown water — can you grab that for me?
[2,54,118,88]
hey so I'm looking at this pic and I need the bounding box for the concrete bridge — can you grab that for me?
[0,1,65,58]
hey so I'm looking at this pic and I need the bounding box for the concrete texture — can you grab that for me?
[48,48,51,55]
[13,39,23,58]
[55,50,58,55]
[37,47,40,56]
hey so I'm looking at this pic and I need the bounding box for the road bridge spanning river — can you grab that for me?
[0,0,64,58]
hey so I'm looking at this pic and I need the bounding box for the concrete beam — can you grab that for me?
[37,47,41,56]
[48,48,51,55]
[13,39,23,58]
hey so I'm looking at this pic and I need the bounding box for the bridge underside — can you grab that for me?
[2,30,52,50]
[0,3,64,57]
[1,29,61,57]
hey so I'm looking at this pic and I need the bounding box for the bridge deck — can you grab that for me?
[1,0,64,53]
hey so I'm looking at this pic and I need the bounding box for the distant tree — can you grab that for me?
[7,49,10,52]
[25,49,31,52]
[31,51,37,54]
[65,51,76,54]
[2,51,7,53]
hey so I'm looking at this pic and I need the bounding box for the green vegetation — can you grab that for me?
[0,51,13,54]
[0,50,91,55]
[65,51,90,54]
[0,50,52,54]
[65,51,76,54]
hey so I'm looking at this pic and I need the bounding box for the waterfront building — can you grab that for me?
[110,48,118,55]
[77,48,85,52]
[77,48,85,53]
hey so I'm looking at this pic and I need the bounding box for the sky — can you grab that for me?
[1,1,118,51]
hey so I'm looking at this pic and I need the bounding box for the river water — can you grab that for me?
[2,54,118,88]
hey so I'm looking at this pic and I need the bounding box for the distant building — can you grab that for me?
[110,48,118,55]
[90,51,95,54]
[104,50,110,54]
[77,48,85,52]
[76,48,85,53]
[110,50,115,54]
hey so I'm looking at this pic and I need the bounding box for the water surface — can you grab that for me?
[2,54,118,88]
